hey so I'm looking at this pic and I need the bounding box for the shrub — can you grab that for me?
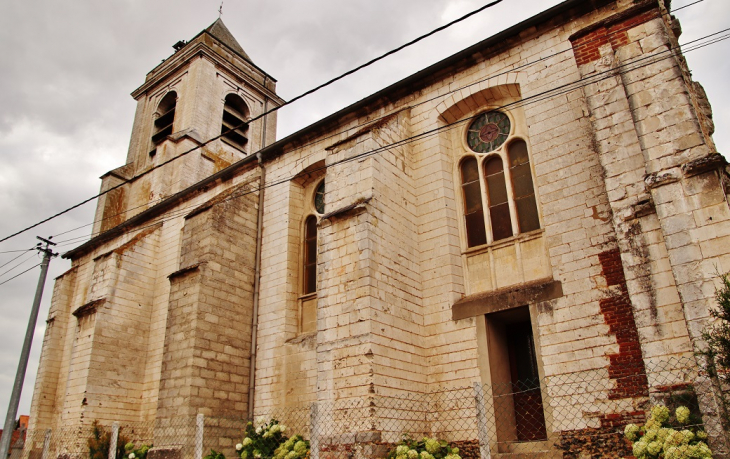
[385,435,461,459]
[124,442,152,459]
[88,421,130,459]
[624,405,712,459]
[235,420,309,459]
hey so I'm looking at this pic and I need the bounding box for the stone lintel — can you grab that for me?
[168,263,204,280]
[72,298,106,318]
[452,279,562,320]
[681,153,728,178]
[325,111,402,151]
[99,163,134,181]
[320,197,372,222]
[184,178,257,220]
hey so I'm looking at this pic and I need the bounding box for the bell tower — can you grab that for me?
[93,19,283,234]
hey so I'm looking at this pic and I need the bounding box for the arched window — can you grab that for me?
[461,110,540,248]
[303,215,317,295]
[484,156,513,241]
[151,91,177,146]
[221,93,249,152]
[299,178,324,334]
[302,179,325,295]
[460,158,487,247]
[508,140,540,233]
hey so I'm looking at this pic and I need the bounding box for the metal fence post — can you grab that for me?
[473,382,491,459]
[309,403,319,459]
[109,422,119,459]
[195,414,204,459]
[41,429,51,459]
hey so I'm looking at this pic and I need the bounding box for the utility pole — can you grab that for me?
[0,237,57,459]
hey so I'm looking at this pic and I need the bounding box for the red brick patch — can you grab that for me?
[571,10,661,66]
[598,248,649,399]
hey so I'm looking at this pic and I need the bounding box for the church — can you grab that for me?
[27,0,730,457]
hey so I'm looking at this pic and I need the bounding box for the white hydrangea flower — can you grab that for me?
[644,428,658,441]
[651,405,670,423]
[236,444,243,452]
[647,441,661,456]
[680,429,694,444]
[675,406,690,425]
[632,440,647,458]
[624,424,640,441]
[657,427,671,444]
[664,446,679,459]
[129,454,136,459]
[424,438,440,454]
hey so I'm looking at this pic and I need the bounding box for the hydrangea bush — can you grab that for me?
[624,405,713,459]
[385,435,461,459]
[235,419,309,459]
[124,442,152,459]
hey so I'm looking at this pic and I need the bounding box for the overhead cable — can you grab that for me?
[47,27,730,252]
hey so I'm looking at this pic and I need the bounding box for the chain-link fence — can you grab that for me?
[17,356,730,459]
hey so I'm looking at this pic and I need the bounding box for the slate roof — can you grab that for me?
[205,18,251,61]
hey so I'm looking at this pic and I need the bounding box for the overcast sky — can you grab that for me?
[0,0,728,426]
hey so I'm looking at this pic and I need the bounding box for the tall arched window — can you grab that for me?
[303,215,317,295]
[299,179,324,334]
[151,91,177,147]
[460,110,540,248]
[484,156,513,241]
[508,140,540,233]
[221,93,249,152]
[460,158,487,247]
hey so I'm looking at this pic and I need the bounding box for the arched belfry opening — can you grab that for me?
[221,93,250,152]
[151,91,177,147]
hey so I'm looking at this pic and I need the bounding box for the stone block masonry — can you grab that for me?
[28,2,730,457]
[158,177,260,420]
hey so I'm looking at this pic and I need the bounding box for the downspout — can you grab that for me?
[248,97,268,420]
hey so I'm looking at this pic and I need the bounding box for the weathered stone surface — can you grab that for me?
[27,2,730,456]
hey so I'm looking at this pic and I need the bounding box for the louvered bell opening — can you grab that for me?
[221,108,249,150]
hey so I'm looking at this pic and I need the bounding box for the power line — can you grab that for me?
[0,250,34,269]
[0,0,510,246]
[47,27,730,253]
[51,29,730,248]
[672,0,706,12]
[44,2,714,243]
[0,251,38,280]
[0,249,35,254]
[0,263,42,287]
[0,1,709,246]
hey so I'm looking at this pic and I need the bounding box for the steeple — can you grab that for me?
[204,19,251,61]
[90,19,282,235]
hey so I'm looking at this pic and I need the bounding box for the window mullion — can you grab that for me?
[502,152,520,237]
[478,157,494,246]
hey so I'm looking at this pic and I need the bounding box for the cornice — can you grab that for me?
[131,42,282,103]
